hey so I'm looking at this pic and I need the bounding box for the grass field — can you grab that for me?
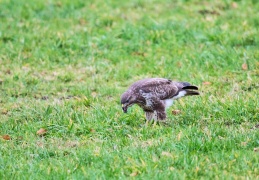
[0,0,259,179]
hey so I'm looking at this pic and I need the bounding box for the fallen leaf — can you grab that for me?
[203,81,211,85]
[254,147,259,152]
[241,142,247,146]
[90,129,96,133]
[2,135,11,140]
[231,2,238,8]
[36,141,44,148]
[177,131,182,141]
[1,109,8,115]
[146,40,151,45]
[205,16,213,22]
[5,69,11,74]
[172,110,181,115]
[152,155,158,162]
[22,65,30,72]
[130,172,138,177]
[66,141,80,148]
[199,10,219,15]
[218,136,224,140]
[37,128,47,136]
[79,18,87,25]
[161,151,172,157]
[169,167,175,171]
[17,136,23,141]
[41,96,49,100]
[91,92,97,98]
[242,63,248,70]
[176,62,182,68]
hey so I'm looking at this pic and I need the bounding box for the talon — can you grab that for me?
[153,120,157,127]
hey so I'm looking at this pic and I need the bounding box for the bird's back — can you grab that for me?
[128,78,179,100]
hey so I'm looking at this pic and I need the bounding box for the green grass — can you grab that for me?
[1,0,259,179]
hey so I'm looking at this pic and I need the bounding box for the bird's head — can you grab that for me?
[120,91,136,113]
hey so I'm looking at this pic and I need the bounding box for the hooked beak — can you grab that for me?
[122,104,128,113]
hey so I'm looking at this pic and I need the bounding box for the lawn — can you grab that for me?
[0,0,259,179]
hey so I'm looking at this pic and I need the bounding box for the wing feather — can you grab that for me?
[129,78,179,100]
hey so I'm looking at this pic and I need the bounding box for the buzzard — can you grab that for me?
[121,78,199,123]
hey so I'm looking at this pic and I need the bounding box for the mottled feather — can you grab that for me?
[121,78,199,121]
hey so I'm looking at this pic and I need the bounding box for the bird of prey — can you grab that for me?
[121,78,199,123]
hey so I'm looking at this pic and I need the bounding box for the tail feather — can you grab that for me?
[185,89,200,96]
[180,82,191,86]
[182,85,199,90]
[177,82,199,96]
[179,82,199,90]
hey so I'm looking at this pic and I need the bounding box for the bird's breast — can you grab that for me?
[164,99,174,108]
[137,103,153,111]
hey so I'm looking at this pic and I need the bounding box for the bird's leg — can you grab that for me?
[145,111,154,127]
[158,120,169,126]
[154,110,167,126]
[145,120,150,127]
[152,111,158,127]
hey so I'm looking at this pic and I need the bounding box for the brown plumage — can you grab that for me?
[121,78,199,121]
